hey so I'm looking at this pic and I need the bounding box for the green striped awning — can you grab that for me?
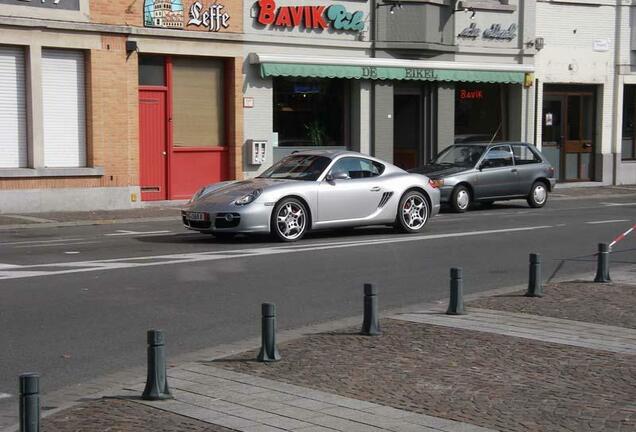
[260,62,525,84]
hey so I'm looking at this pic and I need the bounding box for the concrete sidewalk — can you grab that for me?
[3,271,632,432]
[0,184,635,230]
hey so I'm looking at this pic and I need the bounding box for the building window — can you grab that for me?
[139,55,166,86]
[0,45,27,168]
[172,57,225,148]
[622,85,635,160]
[273,77,349,147]
[454,83,506,143]
[42,49,86,168]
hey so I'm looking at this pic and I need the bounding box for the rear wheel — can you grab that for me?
[271,197,309,242]
[395,190,430,233]
[527,181,548,208]
[451,185,471,213]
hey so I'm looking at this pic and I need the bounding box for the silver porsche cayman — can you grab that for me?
[181,150,441,242]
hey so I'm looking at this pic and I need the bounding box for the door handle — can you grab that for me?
[511,169,518,173]
[370,186,381,192]
[162,151,167,156]
[583,143,592,149]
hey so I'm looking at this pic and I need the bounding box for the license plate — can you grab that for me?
[187,212,207,221]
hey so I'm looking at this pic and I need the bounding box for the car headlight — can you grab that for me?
[234,189,262,206]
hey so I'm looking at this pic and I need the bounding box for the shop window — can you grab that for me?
[139,55,166,86]
[273,78,349,147]
[622,85,635,160]
[454,84,506,143]
[0,45,27,168]
[42,49,86,168]
[172,57,224,148]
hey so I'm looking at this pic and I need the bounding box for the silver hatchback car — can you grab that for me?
[410,142,557,212]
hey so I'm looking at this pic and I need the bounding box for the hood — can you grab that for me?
[410,164,470,179]
[194,178,290,205]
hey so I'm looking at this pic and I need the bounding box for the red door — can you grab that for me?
[139,90,167,201]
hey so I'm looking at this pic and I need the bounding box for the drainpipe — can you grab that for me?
[611,0,622,185]
[370,0,377,156]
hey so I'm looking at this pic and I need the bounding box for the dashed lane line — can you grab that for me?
[585,219,630,225]
[0,225,552,281]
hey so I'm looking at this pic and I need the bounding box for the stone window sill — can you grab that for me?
[457,0,517,11]
[0,167,104,178]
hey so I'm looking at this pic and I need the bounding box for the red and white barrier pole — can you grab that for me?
[609,223,636,250]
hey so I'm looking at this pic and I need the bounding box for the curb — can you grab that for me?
[0,216,180,231]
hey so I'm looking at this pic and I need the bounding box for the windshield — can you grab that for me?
[434,145,486,167]
[258,154,332,181]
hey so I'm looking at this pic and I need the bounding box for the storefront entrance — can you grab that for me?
[542,86,596,182]
[393,85,435,170]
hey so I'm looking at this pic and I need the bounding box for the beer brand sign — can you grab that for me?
[143,0,235,32]
[458,23,517,41]
[256,0,365,32]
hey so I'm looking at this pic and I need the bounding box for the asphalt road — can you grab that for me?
[1,195,635,418]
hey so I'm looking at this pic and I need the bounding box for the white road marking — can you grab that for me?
[0,393,12,400]
[65,251,80,255]
[0,263,20,269]
[3,214,57,223]
[585,219,630,225]
[105,230,171,236]
[0,225,552,281]
[601,202,636,207]
[14,241,98,249]
[0,238,85,246]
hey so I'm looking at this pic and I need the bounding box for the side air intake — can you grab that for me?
[378,192,394,208]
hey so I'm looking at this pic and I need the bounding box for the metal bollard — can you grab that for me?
[594,243,611,283]
[360,283,381,336]
[257,303,281,362]
[446,267,465,315]
[525,253,544,297]
[142,330,172,400]
[19,373,40,432]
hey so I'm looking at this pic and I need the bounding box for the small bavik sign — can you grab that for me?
[256,0,365,32]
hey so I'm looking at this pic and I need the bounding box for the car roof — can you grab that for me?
[287,149,373,160]
[449,141,532,147]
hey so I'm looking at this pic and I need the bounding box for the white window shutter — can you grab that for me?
[0,46,27,168]
[42,49,86,168]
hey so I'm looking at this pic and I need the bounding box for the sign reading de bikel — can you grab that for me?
[256,0,364,32]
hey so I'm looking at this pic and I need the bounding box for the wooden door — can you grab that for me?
[139,90,167,201]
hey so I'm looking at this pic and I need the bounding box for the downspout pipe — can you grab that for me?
[611,0,623,185]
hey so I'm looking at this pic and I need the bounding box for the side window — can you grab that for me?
[330,157,383,179]
[513,145,542,165]
[482,145,513,169]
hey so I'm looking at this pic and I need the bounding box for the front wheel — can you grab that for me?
[271,198,309,242]
[395,191,430,233]
[527,181,548,208]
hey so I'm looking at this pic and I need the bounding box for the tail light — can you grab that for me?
[429,179,444,189]
[548,167,555,177]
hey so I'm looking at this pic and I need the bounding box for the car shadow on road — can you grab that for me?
[134,226,401,245]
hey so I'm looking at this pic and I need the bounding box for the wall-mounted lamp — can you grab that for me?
[525,37,545,51]
[125,40,138,54]
[377,1,403,15]
[452,5,476,19]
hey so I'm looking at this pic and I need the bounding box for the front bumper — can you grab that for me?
[181,202,273,234]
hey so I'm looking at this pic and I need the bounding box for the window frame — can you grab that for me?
[481,144,515,169]
[512,144,542,165]
[328,157,385,180]
[621,84,636,161]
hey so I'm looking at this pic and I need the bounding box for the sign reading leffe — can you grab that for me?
[256,0,364,32]
[144,0,233,32]
[188,2,230,31]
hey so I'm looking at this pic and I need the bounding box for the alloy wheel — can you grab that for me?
[276,202,306,241]
[401,195,428,230]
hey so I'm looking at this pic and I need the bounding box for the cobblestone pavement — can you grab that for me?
[41,398,236,432]
[467,282,635,329]
[215,319,636,432]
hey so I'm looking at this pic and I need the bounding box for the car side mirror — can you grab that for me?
[325,174,334,182]
[329,171,350,181]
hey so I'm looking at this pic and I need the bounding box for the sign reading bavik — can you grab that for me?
[256,0,365,32]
